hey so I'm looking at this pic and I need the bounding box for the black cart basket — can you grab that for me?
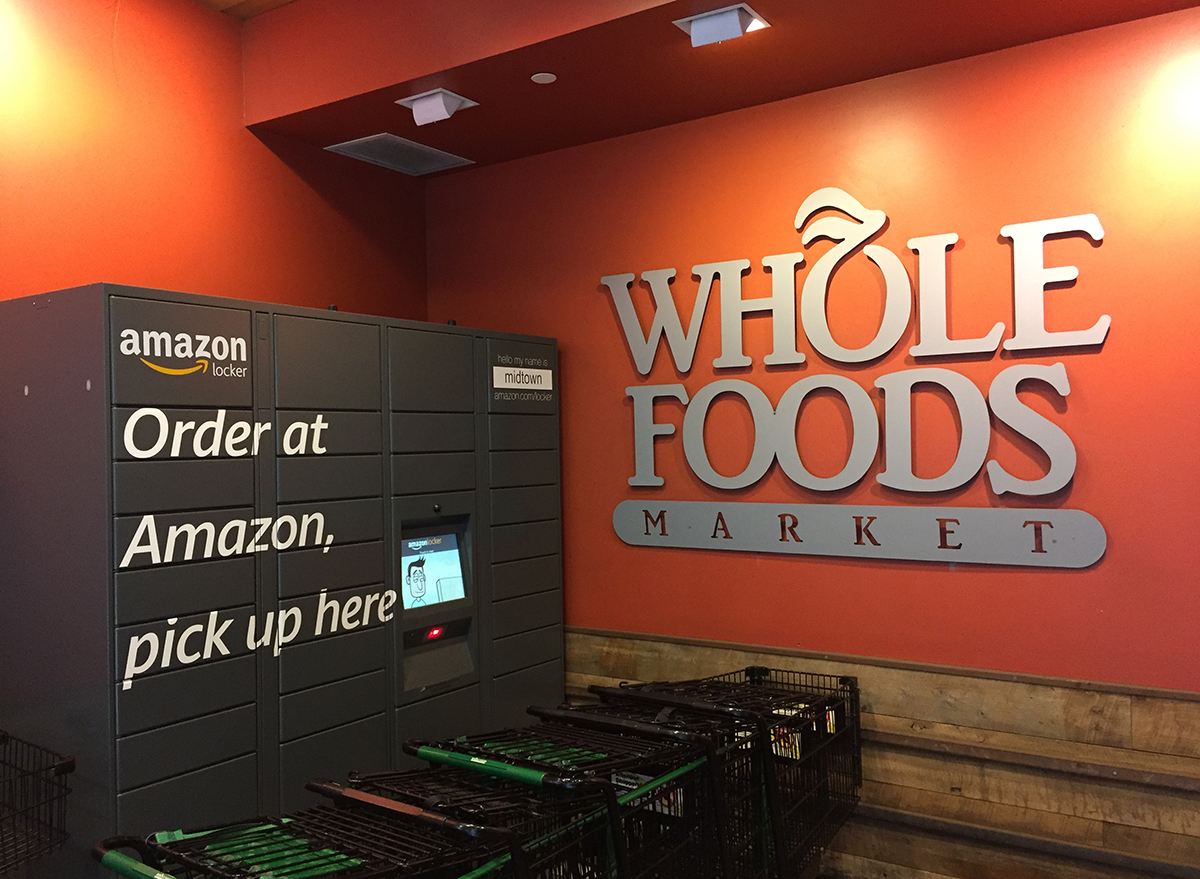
[1,729,75,875]
[94,798,517,879]
[592,666,861,879]
[406,714,726,879]
[349,763,623,879]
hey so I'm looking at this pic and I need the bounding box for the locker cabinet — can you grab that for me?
[0,284,563,877]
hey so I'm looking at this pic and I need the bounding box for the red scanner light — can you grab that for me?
[427,627,443,640]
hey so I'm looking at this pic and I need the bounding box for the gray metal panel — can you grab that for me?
[490,485,560,526]
[274,411,382,455]
[394,685,481,768]
[116,655,257,735]
[492,555,562,601]
[403,639,474,691]
[494,590,563,638]
[115,556,256,625]
[0,287,113,856]
[277,454,383,502]
[493,625,563,676]
[391,412,475,453]
[392,452,476,495]
[493,660,564,728]
[277,497,384,545]
[113,407,259,460]
[488,414,558,451]
[113,458,255,514]
[279,628,386,694]
[392,491,475,528]
[278,541,385,598]
[274,315,381,411]
[117,754,257,836]
[492,520,561,563]
[389,328,473,412]
[279,670,386,742]
[279,715,388,813]
[110,296,254,408]
[116,705,256,791]
[489,450,559,487]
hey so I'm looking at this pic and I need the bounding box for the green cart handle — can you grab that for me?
[93,840,177,879]
[399,740,615,795]
[402,741,550,786]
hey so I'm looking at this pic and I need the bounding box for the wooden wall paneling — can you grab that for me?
[820,851,962,879]
[980,761,1200,835]
[860,779,1106,847]
[861,772,1200,865]
[823,818,1177,879]
[1060,690,1134,748]
[858,669,1132,748]
[864,741,1200,836]
[1131,696,1200,759]
[1100,823,1200,869]
[863,714,1200,784]
[863,747,986,803]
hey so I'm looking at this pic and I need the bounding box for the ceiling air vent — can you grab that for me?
[325,133,473,176]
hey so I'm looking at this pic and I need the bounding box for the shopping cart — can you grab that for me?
[94,789,522,879]
[0,729,75,874]
[349,762,623,879]
[406,713,725,879]
[591,666,861,879]
[526,700,772,879]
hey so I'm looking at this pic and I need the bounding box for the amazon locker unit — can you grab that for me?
[0,283,563,874]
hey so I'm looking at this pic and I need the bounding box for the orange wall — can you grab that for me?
[427,9,1200,691]
[0,0,425,317]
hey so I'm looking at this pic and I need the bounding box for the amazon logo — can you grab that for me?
[118,328,249,379]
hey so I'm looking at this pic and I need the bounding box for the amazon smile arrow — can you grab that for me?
[139,358,209,376]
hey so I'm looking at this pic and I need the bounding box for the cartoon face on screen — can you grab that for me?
[406,557,428,606]
[401,533,467,610]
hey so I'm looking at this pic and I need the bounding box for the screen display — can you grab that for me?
[400,532,466,609]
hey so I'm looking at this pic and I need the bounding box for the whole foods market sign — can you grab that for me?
[605,188,1107,568]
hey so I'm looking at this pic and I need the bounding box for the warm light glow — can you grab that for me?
[1121,49,1200,195]
[1161,52,1200,134]
[0,1,104,153]
[746,18,767,33]
[0,1,31,92]
[1137,49,1200,139]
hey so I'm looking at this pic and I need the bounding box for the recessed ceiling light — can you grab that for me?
[396,88,478,126]
[673,4,770,48]
[531,72,557,84]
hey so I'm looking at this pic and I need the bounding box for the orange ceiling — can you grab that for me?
[242,0,1200,174]
[195,0,296,20]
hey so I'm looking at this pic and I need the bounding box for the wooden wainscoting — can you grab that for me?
[564,628,1200,879]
